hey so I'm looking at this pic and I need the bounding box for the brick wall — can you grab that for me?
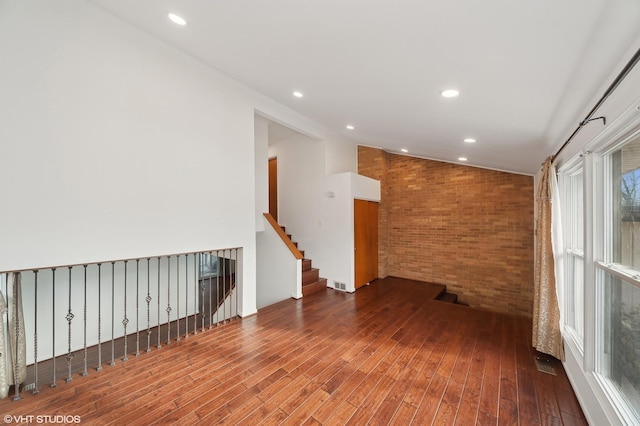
[358,146,534,317]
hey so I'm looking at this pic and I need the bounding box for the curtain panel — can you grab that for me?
[0,272,27,399]
[533,157,565,361]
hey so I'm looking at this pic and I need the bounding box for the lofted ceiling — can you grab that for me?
[90,0,640,175]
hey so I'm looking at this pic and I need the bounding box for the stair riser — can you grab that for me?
[302,268,320,285]
[302,259,312,271]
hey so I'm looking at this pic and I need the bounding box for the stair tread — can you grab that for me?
[302,277,323,286]
[302,278,328,296]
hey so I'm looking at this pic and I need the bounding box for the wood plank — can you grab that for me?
[370,309,442,424]
[498,318,519,424]
[514,318,541,425]
[433,334,476,424]
[324,400,359,425]
[454,316,489,425]
[390,401,421,425]
[346,375,396,425]
[311,369,367,423]
[477,313,502,422]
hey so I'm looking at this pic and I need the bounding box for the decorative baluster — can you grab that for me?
[212,252,217,327]
[224,249,233,322]
[234,249,238,321]
[110,262,115,366]
[166,256,172,345]
[12,272,22,401]
[157,257,161,349]
[233,249,241,318]
[146,258,152,353]
[2,275,6,361]
[135,259,140,357]
[228,249,231,321]
[212,252,216,327]
[213,255,217,326]
[82,265,88,376]
[228,249,233,322]
[200,253,205,332]
[193,253,198,335]
[32,270,39,394]
[2,275,6,378]
[51,268,57,388]
[97,264,102,371]
[176,255,180,342]
[210,252,214,329]
[122,260,129,361]
[185,254,189,339]
[65,266,74,383]
[230,249,234,321]
[221,250,226,325]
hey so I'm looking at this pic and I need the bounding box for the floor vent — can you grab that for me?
[334,281,346,291]
[535,356,556,375]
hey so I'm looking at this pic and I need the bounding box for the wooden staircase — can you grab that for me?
[281,226,327,296]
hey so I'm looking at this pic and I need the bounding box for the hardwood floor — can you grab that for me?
[0,277,586,425]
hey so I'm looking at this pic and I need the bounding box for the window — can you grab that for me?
[596,269,640,417]
[563,166,584,346]
[560,130,640,425]
[595,135,640,421]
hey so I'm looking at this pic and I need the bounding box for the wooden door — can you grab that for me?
[354,199,378,289]
[268,157,278,221]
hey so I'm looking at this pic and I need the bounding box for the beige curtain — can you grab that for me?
[0,272,27,399]
[533,157,565,361]
[0,290,7,398]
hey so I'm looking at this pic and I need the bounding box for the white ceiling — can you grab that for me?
[90,0,640,175]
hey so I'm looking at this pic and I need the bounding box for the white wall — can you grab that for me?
[553,38,640,169]
[270,134,325,260]
[318,174,353,290]
[254,116,269,232]
[256,215,301,309]
[270,134,380,293]
[0,0,363,324]
[316,173,379,292]
[253,107,357,176]
[0,0,258,317]
[351,173,381,202]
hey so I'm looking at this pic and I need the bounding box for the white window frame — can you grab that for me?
[592,132,640,424]
[557,101,640,426]
[560,159,585,353]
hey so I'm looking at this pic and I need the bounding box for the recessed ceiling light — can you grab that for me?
[458,157,467,161]
[401,149,408,153]
[346,125,355,130]
[441,89,460,98]
[293,91,304,98]
[464,138,476,143]
[168,13,187,26]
